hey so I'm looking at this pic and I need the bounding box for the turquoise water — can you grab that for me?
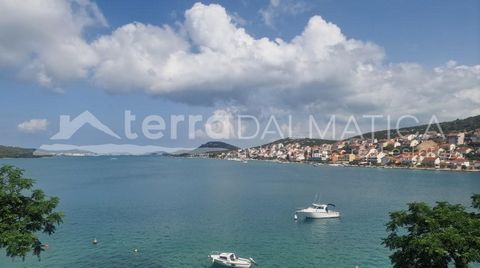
[0,156,479,267]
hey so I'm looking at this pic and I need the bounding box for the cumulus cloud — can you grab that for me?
[0,0,106,87]
[92,22,189,92]
[90,3,387,105]
[0,1,479,127]
[17,119,49,133]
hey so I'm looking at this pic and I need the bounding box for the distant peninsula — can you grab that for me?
[0,145,40,158]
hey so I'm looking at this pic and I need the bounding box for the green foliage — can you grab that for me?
[465,151,480,161]
[256,137,336,149]
[0,165,63,260]
[0,146,37,158]
[383,144,395,152]
[356,114,480,140]
[473,194,480,210]
[383,194,480,268]
[198,141,239,151]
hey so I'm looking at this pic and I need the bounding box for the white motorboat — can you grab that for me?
[208,252,256,268]
[296,203,340,219]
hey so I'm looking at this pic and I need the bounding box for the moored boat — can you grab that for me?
[208,252,256,267]
[296,203,340,219]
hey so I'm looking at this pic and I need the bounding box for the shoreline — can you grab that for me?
[194,156,480,173]
[1,154,478,173]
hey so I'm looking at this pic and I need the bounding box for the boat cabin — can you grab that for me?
[312,203,328,211]
[219,253,237,261]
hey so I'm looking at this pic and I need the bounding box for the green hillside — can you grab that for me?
[256,137,336,148]
[354,115,480,140]
[0,145,38,158]
[198,141,239,151]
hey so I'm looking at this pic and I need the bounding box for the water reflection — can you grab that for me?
[298,218,341,239]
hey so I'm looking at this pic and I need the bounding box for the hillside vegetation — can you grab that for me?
[0,145,37,158]
[354,115,480,140]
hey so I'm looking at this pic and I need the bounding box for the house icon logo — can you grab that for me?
[51,111,120,140]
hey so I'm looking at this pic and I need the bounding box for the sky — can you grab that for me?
[0,0,479,150]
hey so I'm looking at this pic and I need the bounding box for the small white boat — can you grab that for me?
[296,203,340,219]
[208,252,256,268]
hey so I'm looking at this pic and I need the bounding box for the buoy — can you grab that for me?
[294,213,298,221]
[134,248,138,253]
[92,238,98,245]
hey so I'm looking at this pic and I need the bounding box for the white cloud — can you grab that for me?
[0,1,479,126]
[92,22,189,91]
[0,0,106,87]
[203,109,236,139]
[90,3,386,101]
[18,119,49,133]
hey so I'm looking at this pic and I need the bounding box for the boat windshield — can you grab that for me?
[313,204,325,209]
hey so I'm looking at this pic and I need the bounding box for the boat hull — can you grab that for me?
[209,254,253,268]
[212,259,252,268]
[296,211,340,219]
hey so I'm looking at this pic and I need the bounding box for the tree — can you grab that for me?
[383,194,480,268]
[0,165,63,260]
[472,194,480,210]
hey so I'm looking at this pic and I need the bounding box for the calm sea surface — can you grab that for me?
[0,156,479,267]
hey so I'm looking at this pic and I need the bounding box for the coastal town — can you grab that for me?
[208,129,480,171]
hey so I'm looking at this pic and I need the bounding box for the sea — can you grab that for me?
[0,156,479,267]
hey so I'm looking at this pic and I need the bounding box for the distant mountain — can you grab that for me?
[354,115,480,140]
[198,141,239,151]
[170,141,239,156]
[255,137,336,148]
[0,145,38,158]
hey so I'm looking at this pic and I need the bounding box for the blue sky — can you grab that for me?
[0,0,479,150]
[89,0,480,65]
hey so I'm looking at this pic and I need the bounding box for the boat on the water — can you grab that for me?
[296,203,340,219]
[208,252,256,267]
